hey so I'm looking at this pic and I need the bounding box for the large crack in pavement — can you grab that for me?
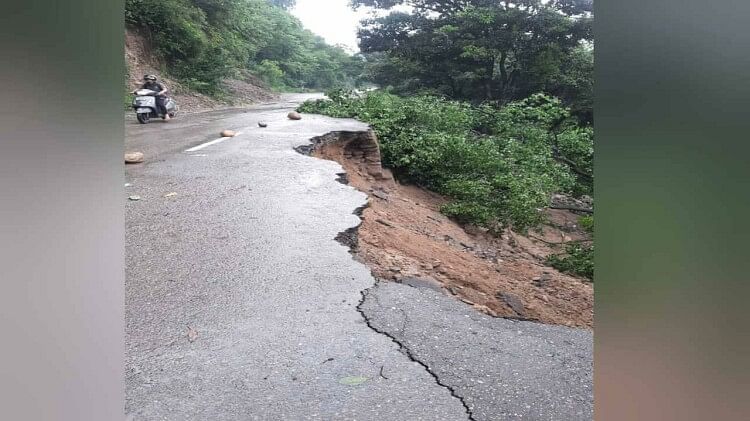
[299,129,594,421]
[300,130,474,420]
[345,217,477,419]
[356,285,476,421]
[333,204,368,254]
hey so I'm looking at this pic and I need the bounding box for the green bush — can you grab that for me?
[299,90,593,231]
[579,215,594,234]
[253,60,286,90]
[126,0,228,93]
[546,243,594,281]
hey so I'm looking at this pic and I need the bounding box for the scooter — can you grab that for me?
[132,89,177,124]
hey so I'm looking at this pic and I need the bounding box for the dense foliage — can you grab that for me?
[353,0,594,122]
[578,215,594,234]
[299,89,592,231]
[547,242,594,280]
[344,0,595,279]
[125,0,365,93]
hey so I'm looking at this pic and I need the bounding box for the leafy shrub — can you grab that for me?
[578,215,594,234]
[299,90,594,231]
[546,243,594,281]
[253,60,285,89]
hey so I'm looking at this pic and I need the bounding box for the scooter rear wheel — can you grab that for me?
[137,113,150,124]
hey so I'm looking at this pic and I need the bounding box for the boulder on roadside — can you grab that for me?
[371,190,389,201]
[288,111,302,120]
[221,130,237,137]
[125,152,144,164]
[497,292,526,317]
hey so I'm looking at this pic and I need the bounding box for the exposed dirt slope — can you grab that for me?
[125,28,278,114]
[309,131,594,328]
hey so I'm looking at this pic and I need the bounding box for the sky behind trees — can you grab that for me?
[292,0,410,52]
[292,0,366,51]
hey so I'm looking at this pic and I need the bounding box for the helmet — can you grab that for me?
[144,74,157,81]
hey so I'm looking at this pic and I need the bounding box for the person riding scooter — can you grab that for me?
[134,74,170,121]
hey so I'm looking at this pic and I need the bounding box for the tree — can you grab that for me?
[268,0,296,9]
[353,0,593,117]
[548,44,593,123]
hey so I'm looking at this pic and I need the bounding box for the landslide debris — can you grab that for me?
[308,130,593,328]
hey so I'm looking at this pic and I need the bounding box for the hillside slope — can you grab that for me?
[124,0,364,99]
[125,28,277,114]
[307,132,593,328]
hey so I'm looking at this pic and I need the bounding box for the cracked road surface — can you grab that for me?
[360,283,593,420]
[125,94,593,420]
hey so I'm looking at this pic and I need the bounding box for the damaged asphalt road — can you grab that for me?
[360,282,593,420]
[125,94,593,420]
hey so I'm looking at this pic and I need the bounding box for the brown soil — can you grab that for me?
[125,28,278,114]
[312,132,593,328]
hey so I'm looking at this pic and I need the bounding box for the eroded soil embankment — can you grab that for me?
[305,130,593,328]
[126,28,278,114]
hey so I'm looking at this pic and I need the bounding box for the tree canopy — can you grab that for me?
[353,0,593,121]
[268,0,296,9]
[126,0,364,93]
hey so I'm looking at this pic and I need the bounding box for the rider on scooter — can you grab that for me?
[135,74,170,121]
